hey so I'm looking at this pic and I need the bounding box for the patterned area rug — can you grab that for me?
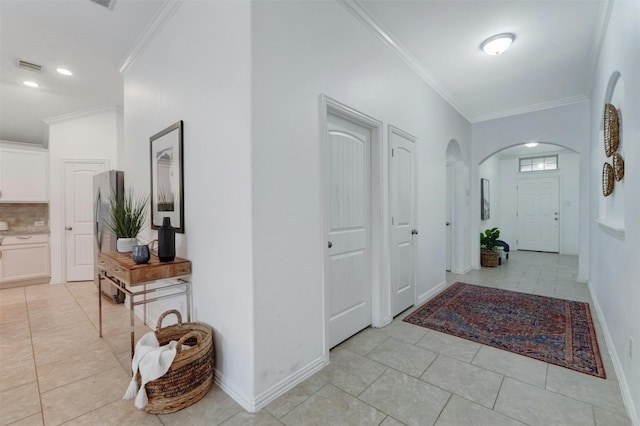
[404,282,605,378]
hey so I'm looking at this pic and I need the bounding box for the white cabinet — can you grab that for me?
[0,144,48,202]
[0,234,51,286]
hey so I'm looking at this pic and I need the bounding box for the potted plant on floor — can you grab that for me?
[104,187,149,253]
[480,227,500,267]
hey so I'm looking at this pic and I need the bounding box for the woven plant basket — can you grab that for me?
[480,250,499,267]
[138,310,214,414]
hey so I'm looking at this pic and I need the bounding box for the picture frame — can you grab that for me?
[481,178,490,220]
[150,120,184,233]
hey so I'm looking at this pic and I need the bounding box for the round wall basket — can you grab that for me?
[613,152,624,181]
[602,162,614,196]
[603,103,619,157]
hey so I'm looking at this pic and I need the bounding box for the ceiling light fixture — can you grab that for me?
[56,68,73,76]
[23,81,39,88]
[525,142,539,148]
[481,33,515,55]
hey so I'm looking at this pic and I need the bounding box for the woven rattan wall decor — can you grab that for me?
[604,103,619,157]
[602,162,614,196]
[613,152,625,181]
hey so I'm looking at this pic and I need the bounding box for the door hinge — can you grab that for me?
[391,217,394,225]
[391,148,395,157]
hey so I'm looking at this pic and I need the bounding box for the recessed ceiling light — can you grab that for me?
[481,33,515,55]
[56,68,73,76]
[525,142,539,148]
[23,81,39,88]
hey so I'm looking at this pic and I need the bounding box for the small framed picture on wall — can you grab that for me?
[481,178,490,220]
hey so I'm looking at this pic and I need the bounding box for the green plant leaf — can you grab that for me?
[103,187,149,239]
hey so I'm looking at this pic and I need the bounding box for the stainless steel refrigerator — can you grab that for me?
[93,170,125,303]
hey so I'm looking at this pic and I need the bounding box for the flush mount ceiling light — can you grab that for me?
[525,142,539,148]
[23,80,39,88]
[56,68,73,76]
[481,33,515,55]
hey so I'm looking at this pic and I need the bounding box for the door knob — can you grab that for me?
[328,241,333,248]
[446,222,450,226]
[554,218,558,221]
[65,226,73,230]
[411,229,419,235]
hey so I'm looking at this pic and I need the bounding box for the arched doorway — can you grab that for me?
[478,142,580,259]
[445,139,466,273]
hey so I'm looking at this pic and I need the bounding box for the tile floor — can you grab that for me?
[0,251,632,425]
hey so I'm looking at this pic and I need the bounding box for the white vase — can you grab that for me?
[116,238,137,253]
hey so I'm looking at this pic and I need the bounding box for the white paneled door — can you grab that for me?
[64,161,106,281]
[390,127,417,317]
[517,177,560,252]
[326,113,372,349]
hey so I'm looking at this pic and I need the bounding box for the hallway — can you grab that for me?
[0,251,631,425]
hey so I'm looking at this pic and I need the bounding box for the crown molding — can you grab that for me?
[586,0,614,96]
[43,105,120,125]
[337,0,472,122]
[471,95,589,123]
[119,0,185,75]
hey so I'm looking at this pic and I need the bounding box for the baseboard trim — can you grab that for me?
[215,355,328,413]
[417,280,448,305]
[213,368,255,412]
[587,281,639,426]
[451,264,472,274]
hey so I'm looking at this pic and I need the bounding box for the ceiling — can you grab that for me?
[0,0,607,146]
[0,0,165,145]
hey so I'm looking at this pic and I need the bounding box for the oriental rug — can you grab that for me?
[403,282,605,378]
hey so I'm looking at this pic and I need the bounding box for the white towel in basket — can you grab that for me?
[123,331,178,409]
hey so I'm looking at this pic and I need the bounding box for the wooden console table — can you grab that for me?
[96,251,192,358]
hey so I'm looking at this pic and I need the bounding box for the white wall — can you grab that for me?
[471,102,590,278]
[588,0,640,423]
[497,150,580,255]
[250,0,471,404]
[122,1,255,405]
[46,107,120,284]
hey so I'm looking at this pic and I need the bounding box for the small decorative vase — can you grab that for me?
[116,237,137,253]
[158,217,176,262]
[132,244,150,264]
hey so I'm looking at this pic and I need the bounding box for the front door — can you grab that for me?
[390,127,417,317]
[326,113,372,348]
[517,177,560,252]
[64,161,107,281]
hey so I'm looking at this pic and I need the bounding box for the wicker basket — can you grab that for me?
[603,103,619,158]
[139,310,214,414]
[602,162,614,197]
[480,250,499,267]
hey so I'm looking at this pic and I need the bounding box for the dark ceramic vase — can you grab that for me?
[132,244,150,264]
[158,217,176,262]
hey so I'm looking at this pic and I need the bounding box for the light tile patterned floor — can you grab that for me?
[0,251,632,425]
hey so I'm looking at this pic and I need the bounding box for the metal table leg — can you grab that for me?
[98,273,103,337]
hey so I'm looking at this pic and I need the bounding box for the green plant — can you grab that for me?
[480,227,500,251]
[104,187,149,239]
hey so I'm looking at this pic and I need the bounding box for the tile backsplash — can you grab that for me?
[0,203,49,233]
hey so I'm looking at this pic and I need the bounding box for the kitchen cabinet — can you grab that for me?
[0,234,50,287]
[0,144,48,202]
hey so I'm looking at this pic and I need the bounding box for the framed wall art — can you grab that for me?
[481,178,490,220]
[150,120,184,233]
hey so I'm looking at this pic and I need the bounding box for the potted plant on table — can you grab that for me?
[480,227,500,267]
[104,188,149,253]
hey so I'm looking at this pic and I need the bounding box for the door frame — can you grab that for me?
[388,125,418,316]
[61,159,109,283]
[319,95,387,357]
